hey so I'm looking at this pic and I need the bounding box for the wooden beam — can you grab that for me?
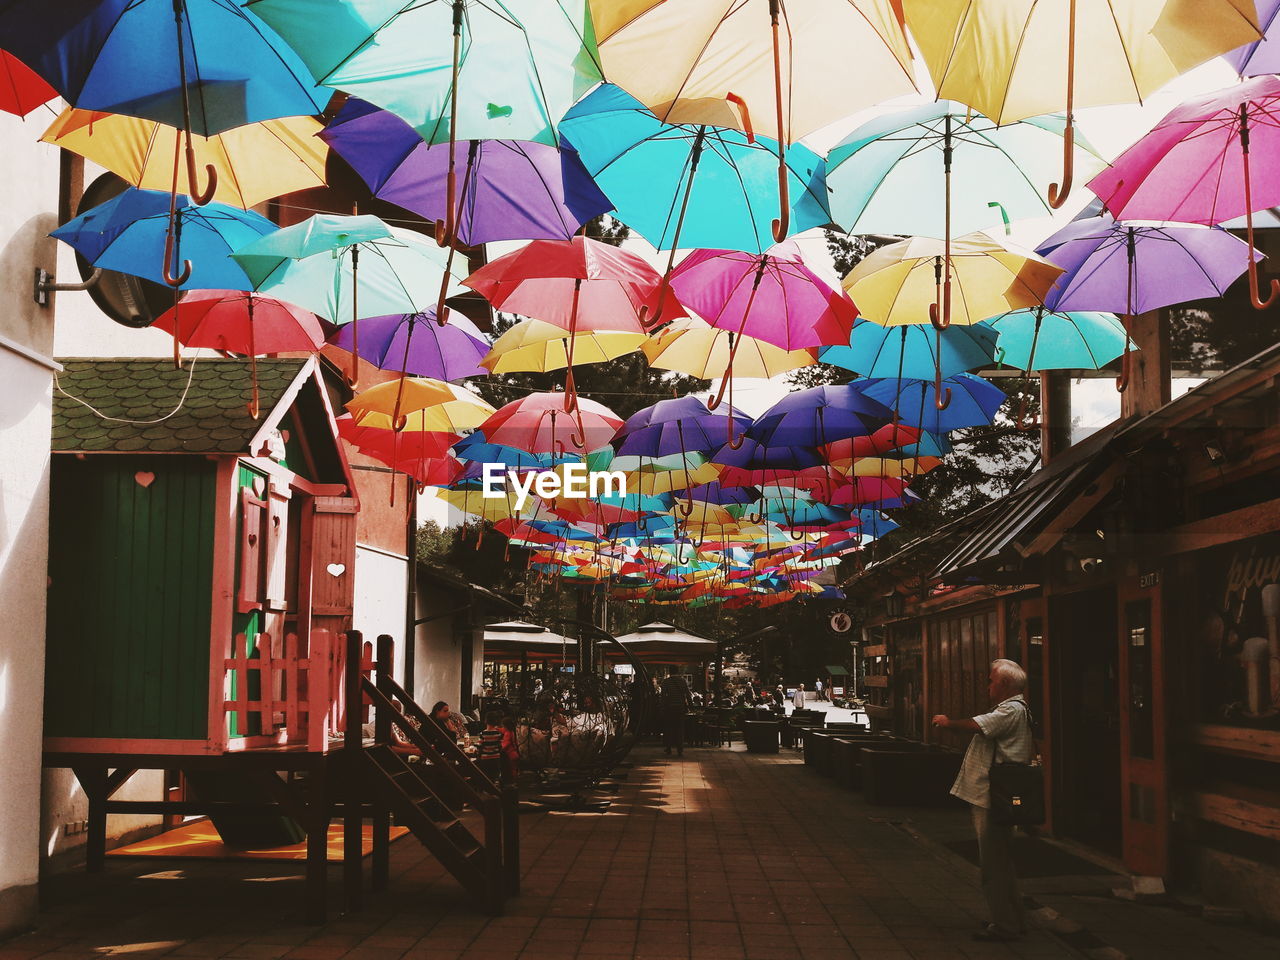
[1015,460,1125,559]
[1191,724,1280,763]
[1193,788,1280,842]
[1146,500,1280,556]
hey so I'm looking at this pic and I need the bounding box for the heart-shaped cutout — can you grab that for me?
[252,477,265,498]
[326,563,346,577]
[134,471,155,488]
[280,429,290,443]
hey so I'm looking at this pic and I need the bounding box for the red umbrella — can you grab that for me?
[335,413,458,462]
[1,50,55,117]
[479,391,623,454]
[464,236,682,410]
[154,289,328,417]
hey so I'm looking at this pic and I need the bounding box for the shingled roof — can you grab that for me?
[53,358,310,454]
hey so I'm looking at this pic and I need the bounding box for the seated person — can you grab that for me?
[429,701,469,741]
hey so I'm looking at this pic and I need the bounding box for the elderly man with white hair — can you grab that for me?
[933,658,1034,943]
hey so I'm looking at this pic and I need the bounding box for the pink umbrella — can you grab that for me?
[464,236,682,409]
[479,391,623,454]
[667,242,856,445]
[1087,76,1280,309]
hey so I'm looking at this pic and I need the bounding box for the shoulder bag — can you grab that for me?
[988,701,1044,826]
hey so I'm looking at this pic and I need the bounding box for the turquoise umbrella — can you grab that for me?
[231,214,467,381]
[559,84,830,256]
[819,320,997,379]
[988,307,1133,371]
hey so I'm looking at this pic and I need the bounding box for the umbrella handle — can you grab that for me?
[1015,394,1039,430]
[928,281,952,329]
[1115,336,1132,393]
[1247,259,1279,310]
[436,169,457,247]
[678,497,693,518]
[1047,121,1074,210]
[185,144,217,206]
[162,225,192,288]
[771,162,790,243]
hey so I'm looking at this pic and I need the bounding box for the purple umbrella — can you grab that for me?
[1226,0,1280,77]
[614,396,750,457]
[320,98,612,246]
[327,310,489,382]
[748,384,894,449]
[1037,214,1260,387]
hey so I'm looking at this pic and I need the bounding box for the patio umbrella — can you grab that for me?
[589,0,915,240]
[1087,76,1280,310]
[154,289,328,416]
[232,215,468,382]
[642,317,815,380]
[319,98,611,245]
[464,236,678,409]
[559,84,830,263]
[480,318,647,375]
[42,109,329,209]
[903,0,1261,207]
[1036,215,1258,386]
[0,50,55,117]
[249,0,603,244]
[668,243,855,439]
[327,310,490,382]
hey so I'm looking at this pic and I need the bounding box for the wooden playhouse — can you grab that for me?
[43,357,517,920]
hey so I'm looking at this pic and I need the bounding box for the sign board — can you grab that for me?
[828,609,855,636]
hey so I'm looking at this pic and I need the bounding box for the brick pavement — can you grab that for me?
[4,745,1277,960]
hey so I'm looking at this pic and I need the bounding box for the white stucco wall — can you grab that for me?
[353,544,409,678]
[0,111,61,938]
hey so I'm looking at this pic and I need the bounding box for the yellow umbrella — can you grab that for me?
[439,487,531,523]
[481,318,647,374]
[903,0,1260,207]
[643,317,815,379]
[626,460,721,497]
[591,0,915,238]
[42,108,329,209]
[346,378,494,433]
[844,233,1061,328]
[838,456,942,478]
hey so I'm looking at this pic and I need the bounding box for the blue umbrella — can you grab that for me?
[613,396,751,459]
[51,187,274,290]
[819,320,997,379]
[559,84,830,255]
[988,308,1132,371]
[749,384,895,448]
[860,374,1006,435]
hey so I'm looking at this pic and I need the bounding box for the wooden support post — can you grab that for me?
[371,634,393,892]
[343,629,364,913]
[305,761,329,924]
[1120,308,1172,420]
[75,766,108,873]
[502,783,520,896]
[483,795,504,916]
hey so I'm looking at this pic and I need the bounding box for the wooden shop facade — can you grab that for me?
[845,341,1280,923]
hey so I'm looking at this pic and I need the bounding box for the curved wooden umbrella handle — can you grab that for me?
[186,146,217,206]
[772,162,790,243]
[678,497,694,519]
[162,224,192,288]
[1047,121,1074,210]
[1248,260,1280,310]
[1115,338,1132,393]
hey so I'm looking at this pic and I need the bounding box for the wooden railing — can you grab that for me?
[223,629,342,751]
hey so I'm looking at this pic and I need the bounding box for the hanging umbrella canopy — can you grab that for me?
[0,49,55,117]
[614,396,751,458]
[51,187,276,289]
[642,316,814,379]
[861,374,1006,434]
[1226,0,1280,75]
[844,233,1062,327]
[43,108,328,209]
[155,289,327,353]
[560,84,830,253]
[479,392,623,454]
[669,243,856,350]
[328,310,489,381]
[819,320,997,379]
[749,384,895,447]
[1037,216,1260,314]
[480,318,646,374]
[1,0,330,135]
[231,216,468,321]
[319,98,612,244]
[826,100,1104,237]
[589,0,914,142]
[346,378,494,433]
[336,414,459,462]
[247,0,601,145]
[988,308,1132,370]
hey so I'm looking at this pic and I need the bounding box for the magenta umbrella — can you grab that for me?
[667,242,856,445]
[1087,76,1280,309]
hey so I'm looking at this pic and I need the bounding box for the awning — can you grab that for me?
[824,665,849,676]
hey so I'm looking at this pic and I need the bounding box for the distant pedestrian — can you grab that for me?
[659,674,692,757]
[932,659,1034,943]
[815,678,825,701]
[791,684,806,711]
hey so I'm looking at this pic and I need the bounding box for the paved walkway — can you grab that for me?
[5,745,1278,960]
